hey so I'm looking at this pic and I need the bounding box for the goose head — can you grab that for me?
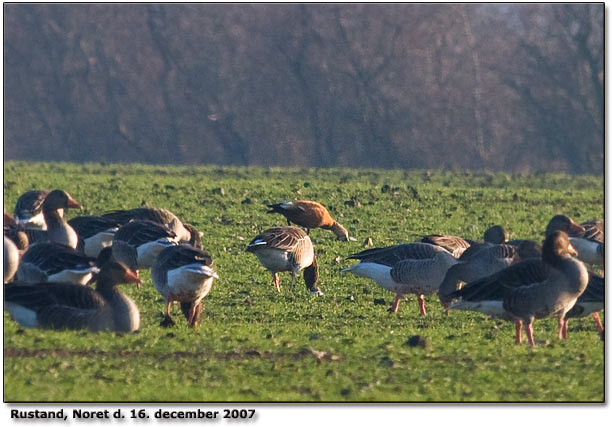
[303,256,323,295]
[97,247,141,288]
[542,231,577,267]
[330,222,350,241]
[545,214,586,238]
[484,225,508,244]
[42,189,82,213]
[511,240,542,264]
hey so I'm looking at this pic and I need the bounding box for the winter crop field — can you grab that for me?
[3,161,604,402]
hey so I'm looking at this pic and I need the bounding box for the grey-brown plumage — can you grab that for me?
[564,273,603,319]
[545,214,587,238]
[450,231,588,346]
[152,244,218,327]
[102,207,191,242]
[16,242,98,285]
[5,248,142,332]
[345,243,457,315]
[11,190,82,249]
[579,219,604,242]
[4,236,20,283]
[546,215,603,265]
[419,235,472,257]
[112,220,179,269]
[3,224,32,251]
[421,225,508,258]
[68,215,122,257]
[438,241,541,305]
[246,226,322,295]
[347,242,447,266]
[182,223,203,249]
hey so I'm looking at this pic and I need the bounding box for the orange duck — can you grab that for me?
[267,200,349,240]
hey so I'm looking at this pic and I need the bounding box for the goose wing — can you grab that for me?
[114,220,177,246]
[420,234,471,256]
[68,216,121,239]
[5,282,107,329]
[267,201,306,216]
[347,243,446,266]
[448,259,550,302]
[246,226,307,253]
[580,220,603,243]
[102,207,176,225]
[21,242,96,275]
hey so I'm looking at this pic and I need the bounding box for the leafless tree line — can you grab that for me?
[3,4,603,173]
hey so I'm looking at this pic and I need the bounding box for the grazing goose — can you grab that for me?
[102,207,191,242]
[563,272,604,338]
[546,214,603,266]
[448,231,588,346]
[4,248,141,333]
[344,243,457,315]
[4,236,20,283]
[13,190,52,229]
[422,225,508,259]
[152,244,219,327]
[16,242,99,285]
[111,219,179,269]
[246,226,322,295]
[438,240,542,308]
[266,200,349,241]
[68,215,121,258]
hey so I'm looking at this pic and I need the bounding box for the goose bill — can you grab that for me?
[66,197,82,209]
[124,269,142,287]
[567,242,578,257]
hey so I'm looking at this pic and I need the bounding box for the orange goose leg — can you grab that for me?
[515,321,522,344]
[592,312,604,332]
[557,317,565,340]
[562,319,569,340]
[441,300,451,316]
[165,294,174,317]
[389,294,402,313]
[160,294,176,327]
[525,321,536,347]
[417,295,427,316]
[273,273,281,292]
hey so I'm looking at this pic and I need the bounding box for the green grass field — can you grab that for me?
[3,161,604,402]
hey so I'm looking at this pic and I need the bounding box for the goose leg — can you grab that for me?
[187,304,197,327]
[441,299,451,316]
[160,294,176,327]
[273,273,281,292]
[290,271,297,289]
[557,317,565,340]
[515,321,522,344]
[388,294,402,313]
[562,319,569,340]
[417,295,427,316]
[525,320,536,347]
[592,312,604,332]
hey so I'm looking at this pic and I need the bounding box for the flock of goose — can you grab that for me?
[3,190,604,348]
